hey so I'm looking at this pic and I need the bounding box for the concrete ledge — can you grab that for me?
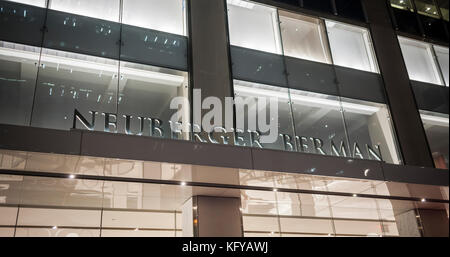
[80,130,253,170]
[0,124,81,155]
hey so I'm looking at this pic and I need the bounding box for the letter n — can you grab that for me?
[73,109,97,130]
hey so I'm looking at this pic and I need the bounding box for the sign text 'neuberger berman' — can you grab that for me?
[73,89,383,161]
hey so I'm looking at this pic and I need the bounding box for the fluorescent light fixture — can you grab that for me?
[0,47,185,87]
[234,84,381,115]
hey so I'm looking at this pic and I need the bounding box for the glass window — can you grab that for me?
[48,0,120,22]
[335,0,366,22]
[0,41,39,126]
[234,80,295,151]
[227,0,282,54]
[420,15,448,42]
[302,0,334,14]
[279,11,332,64]
[30,49,119,131]
[434,45,449,86]
[325,21,379,73]
[390,0,414,11]
[5,0,46,7]
[398,36,443,85]
[391,6,423,36]
[122,0,187,35]
[341,98,402,164]
[414,0,440,18]
[420,110,449,169]
[117,62,189,140]
[436,0,449,21]
[289,89,348,157]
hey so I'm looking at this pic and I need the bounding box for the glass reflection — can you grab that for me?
[290,89,348,157]
[0,41,39,126]
[117,62,189,140]
[398,36,443,85]
[48,0,120,22]
[234,80,295,151]
[420,110,449,169]
[436,0,449,21]
[434,45,449,87]
[325,20,379,73]
[227,0,282,54]
[390,0,415,12]
[122,0,187,36]
[414,0,440,18]
[341,98,402,164]
[279,11,332,64]
[5,0,46,8]
[31,48,118,131]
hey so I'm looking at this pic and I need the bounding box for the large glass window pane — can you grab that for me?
[434,45,449,87]
[420,110,449,169]
[391,7,423,36]
[48,0,120,22]
[302,0,334,14]
[31,49,119,131]
[414,0,440,18]
[390,0,414,11]
[289,89,348,157]
[0,41,39,126]
[227,0,282,54]
[325,21,379,73]
[436,0,449,21]
[279,11,332,64]
[5,0,46,8]
[341,98,402,164]
[122,0,187,36]
[117,62,189,140]
[419,15,448,42]
[335,0,366,22]
[398,37,443,85]
[234,80,295,151]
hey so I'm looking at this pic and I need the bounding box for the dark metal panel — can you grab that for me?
[120,25,188,71]
[0,124,81,155]
[79,131,253,170]
[44,9,121,60]
[382,163,449,187]
[230,46,288,87]
[251,148,385,181]
[285,56,339,96]
[335,65,386,104]
[364,0,435,167]
[412,81,449,114]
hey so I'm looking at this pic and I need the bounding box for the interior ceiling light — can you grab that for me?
[0,47,185,87]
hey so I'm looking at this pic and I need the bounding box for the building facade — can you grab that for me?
[0,0,448,237]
